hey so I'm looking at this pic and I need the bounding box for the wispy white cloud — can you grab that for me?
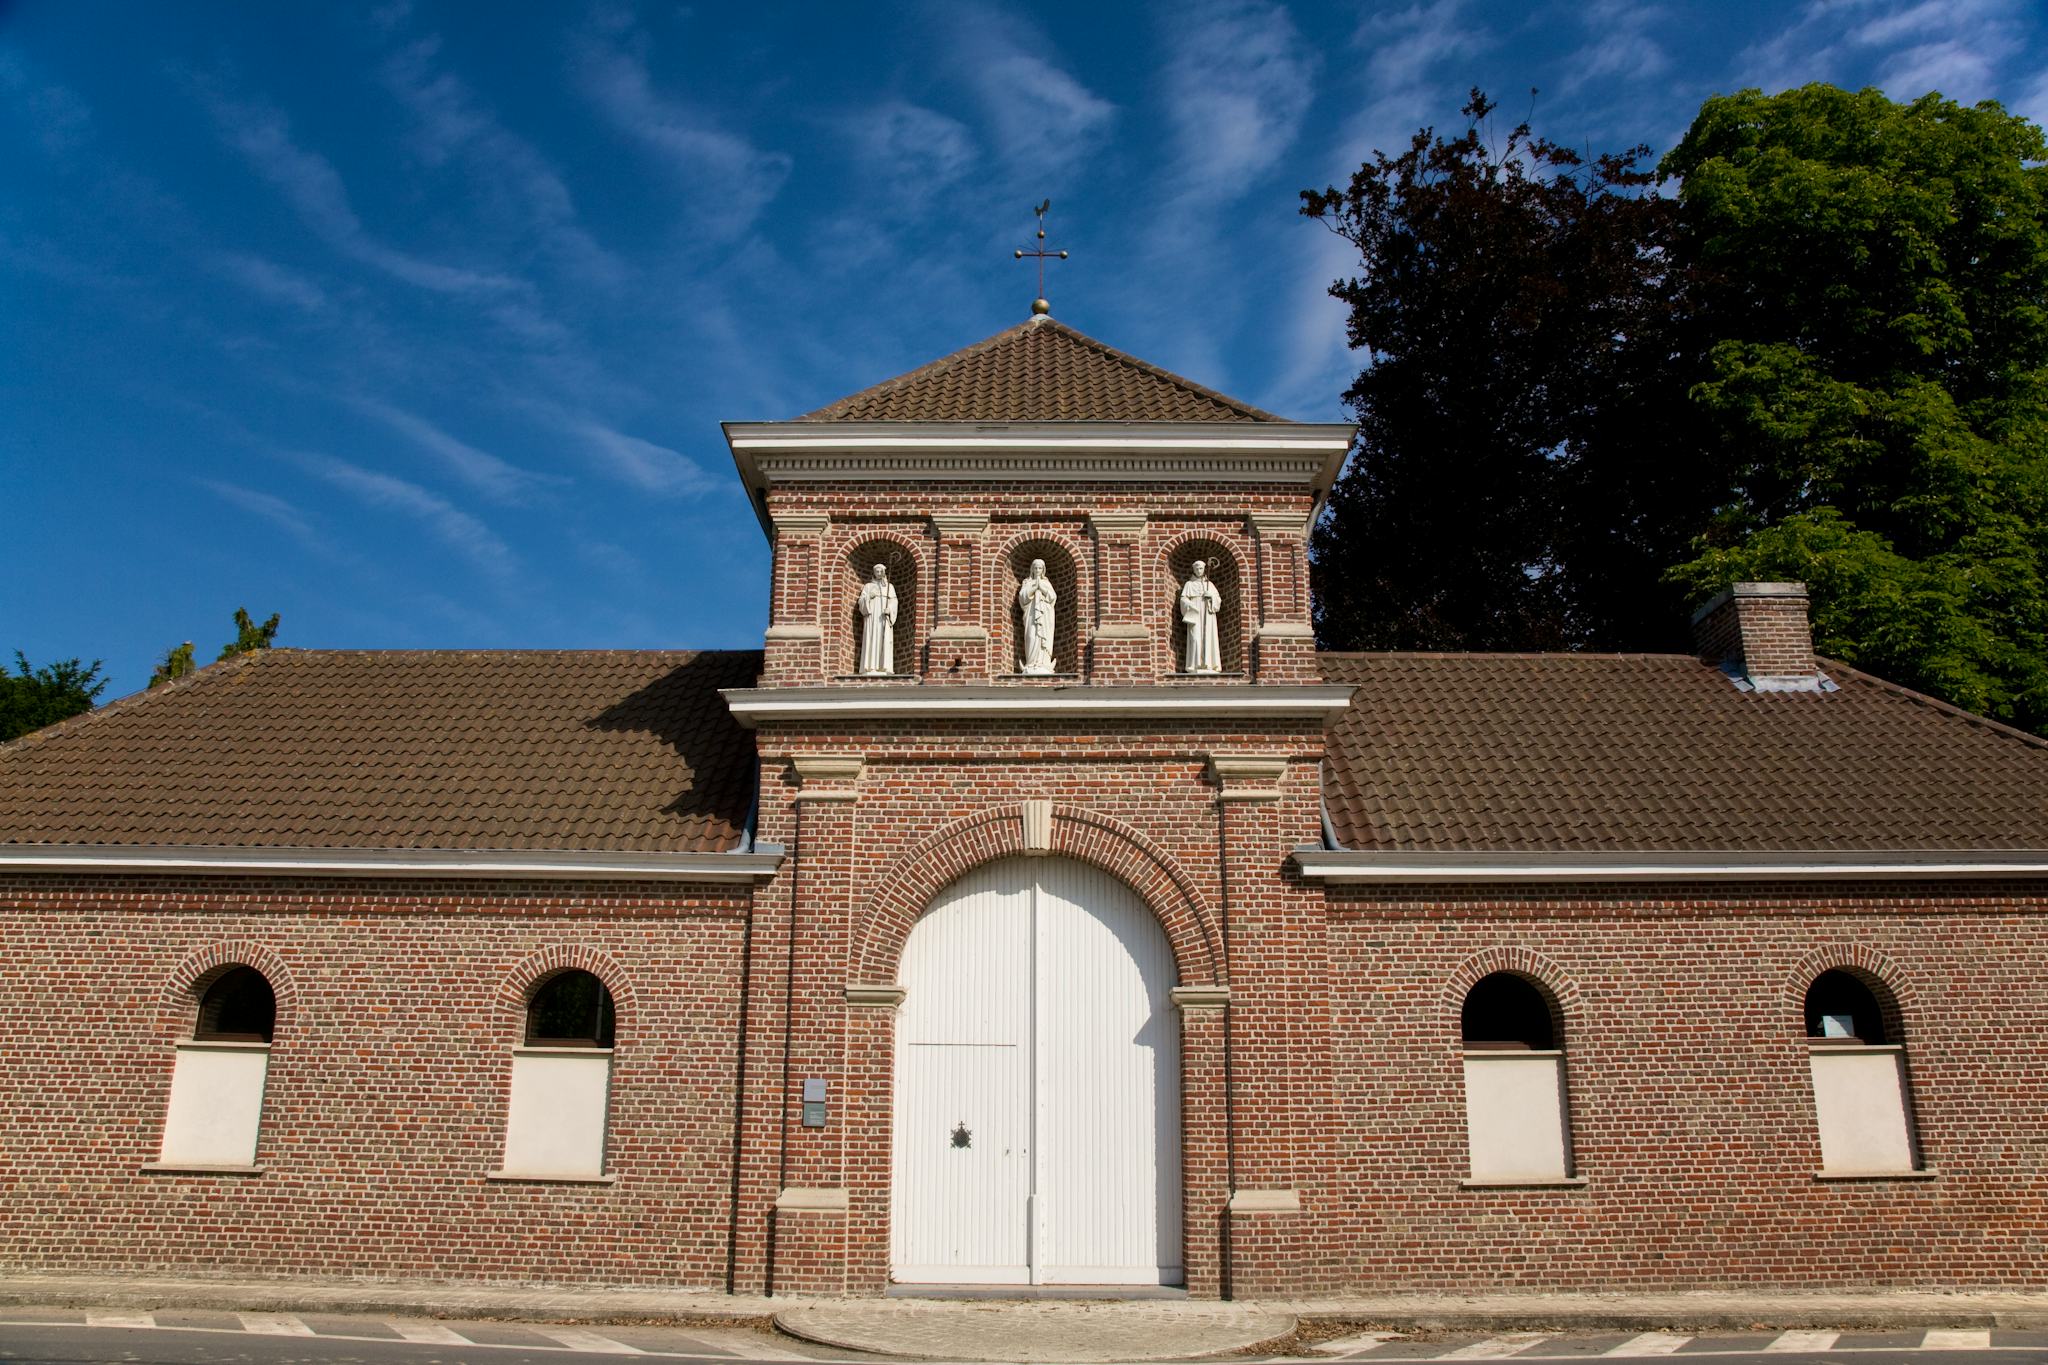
[208,252,327,312]
[293,451,518,583]
[1160,0,1315,206]
[1565,0,1672,88]
[1741,0,2026,100]
[566,418,714,496]
[380,35,624,285]
[840,101,977,208]
[199,479,329,552]
[947,4,1115,179]
[0,52,94,156]
[196,81,522,295]
[575,15,792,242]
[350,398,553,504]
[1265,0,1485,420]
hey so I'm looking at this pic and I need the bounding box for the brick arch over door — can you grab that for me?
[854,803,1224,986]
[161,940,299,1040]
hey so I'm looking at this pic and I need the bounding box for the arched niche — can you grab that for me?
[1005,537,1081,675]
[1164,538,1244,674]
[844,538,920,677]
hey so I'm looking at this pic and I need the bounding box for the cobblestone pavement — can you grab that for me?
[754,1300,1294,1362]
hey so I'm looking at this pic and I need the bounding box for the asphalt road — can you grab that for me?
[9,1318,2048,1365]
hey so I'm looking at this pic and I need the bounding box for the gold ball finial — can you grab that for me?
[1031,297,1051,315]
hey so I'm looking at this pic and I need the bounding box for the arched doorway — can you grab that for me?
[891,856,1182,1285]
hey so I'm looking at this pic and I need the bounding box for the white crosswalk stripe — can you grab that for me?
[83,1312,155,1329]
[1767,1330,1842,1352]
[1604,1332,1693,1356]
[387,1320,474,1344]
[1444,1332,1555,1358]
[1314,1330,1403,1356]
[531,1326,646,1354]
[239,1313,316,1336]
[1922,1329,1993,1350]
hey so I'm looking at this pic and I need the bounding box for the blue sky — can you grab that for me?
[6,0,2046,696]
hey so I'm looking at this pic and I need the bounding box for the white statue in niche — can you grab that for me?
[857,563,898,675]
[1179,559,1223,674]
[1016,558,1058,675]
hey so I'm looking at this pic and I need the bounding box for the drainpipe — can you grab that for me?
[765,794,802,1297]
[1214,797,1238,1300]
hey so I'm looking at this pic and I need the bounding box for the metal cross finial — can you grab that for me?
[1013,198,1068,317]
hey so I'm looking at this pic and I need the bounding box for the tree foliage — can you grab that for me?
[149,607,282,689]
[220,608,281,661]
[1662,85,2048,733]
[1308,83,2048,734]
[0,653,107,742]
[1301,90,1717,651]
[148,642,197,690]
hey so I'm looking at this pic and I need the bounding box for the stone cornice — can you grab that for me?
[722,683,1354,726]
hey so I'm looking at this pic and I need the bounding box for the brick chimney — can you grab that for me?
[1691,582,1822,691]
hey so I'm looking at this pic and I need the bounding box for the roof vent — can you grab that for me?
[1692,582,1826,693]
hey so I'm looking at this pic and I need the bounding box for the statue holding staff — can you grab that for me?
[857,563,898,675]
[1179,560,1223,674]
[1016,558,1058,674]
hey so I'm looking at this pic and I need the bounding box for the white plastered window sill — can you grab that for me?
[1459,1175,1590,1189]
[1813,1168,1937,1182]
[485,1170,618,1185]
[140,1162,266,1175]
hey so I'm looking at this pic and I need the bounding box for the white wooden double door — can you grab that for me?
[891,856,1183,1285]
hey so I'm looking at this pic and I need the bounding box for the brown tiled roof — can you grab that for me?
[0,648,762,853]
[797,316,1288,423]
[1320,653,2048,853]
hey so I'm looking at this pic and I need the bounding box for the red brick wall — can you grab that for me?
[0,875,749,1288]
[756,483,1317,687]
[1325,881,2048,1289]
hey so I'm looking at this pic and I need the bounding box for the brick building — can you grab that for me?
[4,314,2047,1297]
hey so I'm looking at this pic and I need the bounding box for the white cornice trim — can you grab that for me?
[722,684,1354,725]
[1293,846,2048,883]
[0,843,787,881]
[726,421,1355,453]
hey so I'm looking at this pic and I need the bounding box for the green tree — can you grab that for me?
[147,607,282,689]
[1301,91,1719,650]
[1663,85,2048,733]
[148,641,197,690]
[219,608,280,661]
[0,653,108,742]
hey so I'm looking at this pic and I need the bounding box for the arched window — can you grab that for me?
[1803,968,1920,1175]
[196,966,276,1042]
[526,969,615,1047]
[1459,972,1575,1184]
[156,964,276,1171]
[497,969,617,1182]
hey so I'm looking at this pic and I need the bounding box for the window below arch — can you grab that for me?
[1459,972,1575,1185]
[496,969,617,1182]
[1803,968,1920,1176]
[155,964,276,1171]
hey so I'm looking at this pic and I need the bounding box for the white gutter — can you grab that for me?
[1292,846,2048,883]
[723,420,1356,454]
[0,843,787,881]
[723,683,1355,725]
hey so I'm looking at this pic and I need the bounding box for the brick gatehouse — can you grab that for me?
[4,314,2046,1297]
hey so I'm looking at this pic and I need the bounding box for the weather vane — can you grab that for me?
[1014,199,1068,317]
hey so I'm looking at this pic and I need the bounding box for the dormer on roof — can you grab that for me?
[721,314,1356,700]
